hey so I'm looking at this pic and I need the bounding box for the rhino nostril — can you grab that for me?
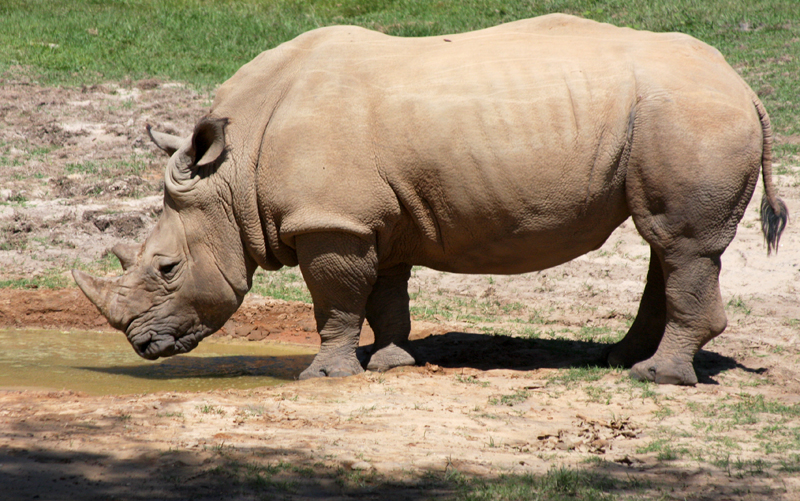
[133,338,152,357]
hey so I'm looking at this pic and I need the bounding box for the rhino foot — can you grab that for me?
[366,343,416,372]
[630,356,698,386]
[299,355,364,380]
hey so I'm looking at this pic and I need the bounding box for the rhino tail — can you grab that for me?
[751,91,788,254]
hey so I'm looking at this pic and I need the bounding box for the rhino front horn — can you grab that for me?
[111,243,140,270]
[72,269,125,329]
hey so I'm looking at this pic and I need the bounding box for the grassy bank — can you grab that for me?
[1,0,798,142]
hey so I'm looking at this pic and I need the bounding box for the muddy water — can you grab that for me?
[0,329,317,395]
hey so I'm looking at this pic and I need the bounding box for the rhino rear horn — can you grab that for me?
[111,243,140,270]
[147,124,185,156]
[72,270,125,330]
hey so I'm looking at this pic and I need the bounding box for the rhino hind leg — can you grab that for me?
[295,232,378,380]
[606,248,666,368]
[624,220,733,386]
[364,265,417,372]
[619,93,762,385]
[628,252,728,385]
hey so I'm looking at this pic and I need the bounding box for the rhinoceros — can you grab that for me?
[73,14,787,385]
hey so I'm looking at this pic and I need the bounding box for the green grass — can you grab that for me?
[778,454,800,473]
[700,393,800,428]
[636,439,686,461]
[455,374,491,387]
[489,388,530,406]
[0,251,124,289]
[250,267,312,303]
[726,296,752,316]
[64,156,150,178]
[548,366,615,387]
[1,0,798,145]
[201,451,650,500]
[457,466,620,501]
[197,403,226,415]
[0,273,72,289]
[577,325,625,344]
[648,392,800,474]
[410,296,530,324]
[712,455,771,478]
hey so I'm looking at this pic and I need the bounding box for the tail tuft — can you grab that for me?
[760,195,788,255]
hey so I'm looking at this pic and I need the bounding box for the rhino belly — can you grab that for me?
[409,191,630,274]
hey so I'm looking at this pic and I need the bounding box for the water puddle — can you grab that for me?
[0,329,317,395]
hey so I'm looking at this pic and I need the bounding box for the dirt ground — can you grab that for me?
[1,70,800,500]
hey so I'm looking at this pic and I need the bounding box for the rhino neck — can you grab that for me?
[222,131,285,273]
[212,76,300,273]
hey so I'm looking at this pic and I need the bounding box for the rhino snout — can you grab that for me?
[129,330,172,360]
[129,327,204,360]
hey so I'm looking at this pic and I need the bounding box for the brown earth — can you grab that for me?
[1,70,800,499]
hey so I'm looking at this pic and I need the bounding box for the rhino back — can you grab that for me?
[213,14,753,274]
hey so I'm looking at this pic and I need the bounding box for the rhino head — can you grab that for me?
[73,117,257,359]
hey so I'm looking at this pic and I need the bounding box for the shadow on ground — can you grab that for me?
[0,443,785,501]
[80,354,316,381]
[365,331,765,383]
[694,349,768,384]
[409,331,608,370]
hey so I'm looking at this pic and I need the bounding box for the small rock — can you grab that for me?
[247,329,267,341]
[612,454,642,465]
[458,463,491,475]
[350,461,372,471]
[555,440,575,451]
[372,461,403,474]
[235,325,253,337]
[505,438,529,449]
[414,459,446,471]
[424,362,442,373]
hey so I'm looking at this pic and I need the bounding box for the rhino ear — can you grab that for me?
[190,116,228,168]
[146,124,185,156]
[166,116,228,193]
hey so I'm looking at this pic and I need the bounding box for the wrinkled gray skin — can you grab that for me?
[74,14,788,385]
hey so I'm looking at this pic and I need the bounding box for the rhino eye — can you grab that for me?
[158,261,180,278]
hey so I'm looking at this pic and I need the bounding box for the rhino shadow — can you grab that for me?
[693,349,767,385]
[78,354,315,381]
[80,335,764,385]
[407,331,608,371]
[366,332,764,384]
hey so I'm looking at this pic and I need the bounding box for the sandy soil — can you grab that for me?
[1,71,800,499]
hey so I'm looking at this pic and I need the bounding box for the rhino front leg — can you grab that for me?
[364,264,416,372]
[606,248,666,367]
[295,232,377,380]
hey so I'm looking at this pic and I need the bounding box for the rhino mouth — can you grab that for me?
[129,329,203,360]
[130,330,174,359]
